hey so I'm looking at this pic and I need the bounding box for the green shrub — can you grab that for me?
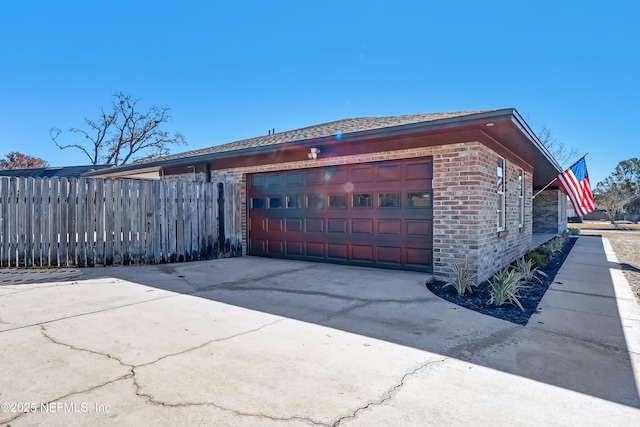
[488,267,526,311]
[515,257,548,283]
[568,227,580,235]
[528,245,551,268]
[444,259,476,295]
[545,237,565,253]
[536,244,553,256]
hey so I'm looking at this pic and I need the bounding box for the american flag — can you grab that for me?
[557,157,595,217]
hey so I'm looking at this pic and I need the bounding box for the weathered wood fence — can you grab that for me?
[0,177,242,268]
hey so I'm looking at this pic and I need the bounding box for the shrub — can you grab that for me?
[545,237,565,253]
[528,244,552,268]
[568,227,580,235]
[444,259,476,295]
[515,257,548,283]
[488,267,527,311]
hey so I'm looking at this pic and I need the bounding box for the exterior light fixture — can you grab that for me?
[308,148,320,160]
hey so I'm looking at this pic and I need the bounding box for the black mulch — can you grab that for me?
[426,237,577,325]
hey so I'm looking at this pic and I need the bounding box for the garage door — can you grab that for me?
[247,158,433,272]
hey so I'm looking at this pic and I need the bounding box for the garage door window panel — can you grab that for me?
[407,191,432,208]
[379,193,401,208]
[286,195,302,209]
[251,198,265,209]
[328,194,347,209]
[353,193,372,208]
[307,195,323,209]
[268,196,283,209]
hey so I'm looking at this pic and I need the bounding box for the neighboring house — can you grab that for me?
[85,109,566,283]
[0,165,107,178]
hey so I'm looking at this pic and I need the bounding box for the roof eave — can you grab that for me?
[510,110,563,173]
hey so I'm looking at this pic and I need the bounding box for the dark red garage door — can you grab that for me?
[247,158,433,272]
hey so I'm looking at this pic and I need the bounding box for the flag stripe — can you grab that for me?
[557,158,595,217]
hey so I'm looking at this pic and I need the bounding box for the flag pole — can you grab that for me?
[532,153,588,199]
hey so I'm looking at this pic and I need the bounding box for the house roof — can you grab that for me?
[83,108,563,187]
[142,110,496,163]
[0,165,107,178]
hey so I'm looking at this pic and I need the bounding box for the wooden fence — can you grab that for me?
[0,177,242,268]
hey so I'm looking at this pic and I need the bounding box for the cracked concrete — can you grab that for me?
[2,237,640,426]
[332,358,447,426]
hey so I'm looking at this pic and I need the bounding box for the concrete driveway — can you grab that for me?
[1,236,640,426]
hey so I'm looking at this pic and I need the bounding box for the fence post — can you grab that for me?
[0,178,8,267]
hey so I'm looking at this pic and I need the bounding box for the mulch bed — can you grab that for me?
[426,237,577,325]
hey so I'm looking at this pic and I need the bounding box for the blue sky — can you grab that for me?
[0,1,637,185]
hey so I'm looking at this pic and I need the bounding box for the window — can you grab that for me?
[407,191,432,208]
[518,169,524,228]
[286,195,302,209]
[379,193,401,208]
[497,157,506,231]
[268,196,282,209]
[328,194,347,208]
[251,198,265,209]
[306,195,323,209]
[353,193,372,208]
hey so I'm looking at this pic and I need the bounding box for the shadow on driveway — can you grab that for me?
[2,235,639,409]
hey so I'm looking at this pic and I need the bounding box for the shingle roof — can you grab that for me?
[128,109,498,166]
[0,165,107,178]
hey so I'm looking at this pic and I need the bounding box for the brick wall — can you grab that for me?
[474,146,533,282]
[533,189,568,234]
[166,142,534,283]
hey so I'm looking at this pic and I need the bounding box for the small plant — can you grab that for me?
[488,267,526,311]
[568,227,580,236]
[528,246,550,268]
[444,258,476,295]
[515,257,548,283]
[545,237,565,254]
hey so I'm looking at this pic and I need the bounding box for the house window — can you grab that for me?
[497,157,505,231]
[518,169,524,228]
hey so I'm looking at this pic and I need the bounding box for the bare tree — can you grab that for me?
[594,177,632,222]
[537,125,581,170]
[50,92,186,166]
[0,152,49,169]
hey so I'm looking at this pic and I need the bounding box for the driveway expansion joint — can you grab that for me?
[331,358,448,426]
